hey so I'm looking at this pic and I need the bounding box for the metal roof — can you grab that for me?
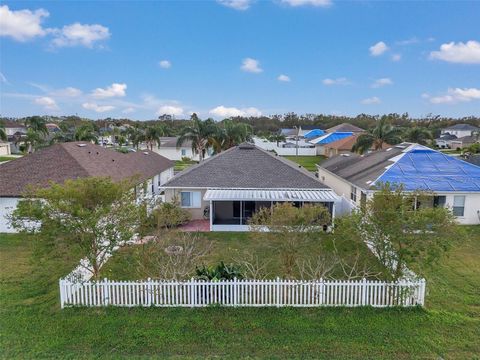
[303,129,325,139]
[204,188,339,202]
[310,132,354,145]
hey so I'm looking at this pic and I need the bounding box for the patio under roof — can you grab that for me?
[203,189,339,202]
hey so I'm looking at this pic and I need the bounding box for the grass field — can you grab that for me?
[0,155,19,162]
[0,227,479,358]
[174,159,197,172]
[100,231,385,280]
[283,155,326,172]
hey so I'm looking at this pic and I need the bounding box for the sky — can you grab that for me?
[0,0,479,120]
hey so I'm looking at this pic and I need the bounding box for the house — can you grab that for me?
[279,126,325,139]
[309,132,354,155]
[449,135,478,150]
[317,143,480,225]
[3,121,27,137]
[0,142,175,232]
[0,141,11,156]
[162,143,340,231]
[325,123,364,133]
[323,134,390,158]
[435,133,457,149]
[440,124,479,138]
[148,137,211,161]
[253,137,316,156]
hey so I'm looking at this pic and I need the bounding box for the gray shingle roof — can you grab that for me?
[319,146,405,189]
[163,143,328,189]
[443,124,479,131]
[326,123,364,133]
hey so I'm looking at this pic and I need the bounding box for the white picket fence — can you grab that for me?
[59,278,425,308]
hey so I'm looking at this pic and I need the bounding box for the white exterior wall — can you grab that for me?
[0,143,11,156]
[159,167,174,186]
[5,127,26,136]
[150,147,211,161]
[253,138,317,156]
[441,129,474,138]
[0,197,20,233]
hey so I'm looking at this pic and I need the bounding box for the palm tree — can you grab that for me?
[268,134,286,146]
[23,128,43,153]
[74,123,98,143]
[177,117,217,161]
[0,122,7,141]
[352,117,403,154]
[126,125,145,150]
[145,124,168,151]
[24,116,48,136]
[403,127,433,145]
[220,120,252,149]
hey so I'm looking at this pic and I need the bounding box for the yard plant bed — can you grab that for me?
[1,227,479,358]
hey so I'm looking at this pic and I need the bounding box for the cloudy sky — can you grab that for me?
[0,0,479,120]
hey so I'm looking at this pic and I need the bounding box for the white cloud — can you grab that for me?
[322,77,349,86]
[91,83,127,98]
[51,23,110,48]
[396,37,419,46]
[122,107,135,114]
[82,102,115,113]
[0,5,48,41]
[51,87,82,97]
[241,58,263,73]
[371,78,393,88]
[391,54,401,62]
[277,74,291,82]
[158,60,171,69]
[217,0,252,10]
[156,105,184,116]
[280,0,332,7]
[361,96,381,105]
[209,105,262,118]
[429,41,480,64]
[34,96,58,110]
[369,41,389,56]
[424,87,480,104]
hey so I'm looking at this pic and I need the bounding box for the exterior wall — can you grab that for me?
[0,197,20,233]
[163,188,209,219]
[253,138,317,156]
[441,129,473,138]
[317,167,358,204]
[0,143,11,156]
[5,127,26,136]
[159,167,174,186]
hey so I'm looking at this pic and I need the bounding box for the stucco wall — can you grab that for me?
[164,188,209,220]
[317,167,358,205]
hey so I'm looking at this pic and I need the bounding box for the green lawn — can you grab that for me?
[1,227,479,358]
[0,155,19,162]
[101,231,386,280]
[283,155,326,172]
[174,159,197,172]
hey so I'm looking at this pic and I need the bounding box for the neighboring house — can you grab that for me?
[309,132,354,155]
[162,143,340,231]
[0,142,174,233]
[440,124,479,139]
[317,143,480,225]
[148,137,211,161]
[253,137,316,156]
[435,133,457,148]
[0,141,11,156]
[325,123,364,133]
[3,121,27,137]
[323,134,390,158]
[449,136,478,150]
[303,129,325,139]
[279,126,325,139]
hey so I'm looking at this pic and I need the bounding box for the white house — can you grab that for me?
[0,141,11,156]
[440,124,479,139]
[162,143,340,231]
[317,143,480,225]
[0,142,175,233]
[147,137,211,161]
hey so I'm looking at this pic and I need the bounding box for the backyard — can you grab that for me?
[283,155,326,172]
[0,226,479,358]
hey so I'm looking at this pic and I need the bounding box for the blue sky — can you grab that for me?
[1,0,479,120]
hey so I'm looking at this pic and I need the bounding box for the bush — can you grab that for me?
[195,261,243,281]
[154,202,191,229]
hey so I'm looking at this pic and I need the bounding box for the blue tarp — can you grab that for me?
[314,132,353,144]
[376,149,480,191]
[304,129,325,139]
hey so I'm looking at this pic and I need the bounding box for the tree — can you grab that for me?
[403,127,433,145]
[220,120,252,150]
[249,203,331,278]
[145,125,168,150]
[127,125,145,149]
[268,133,286,146]
[11,177,145,279]
[23,128,44,153]
[352,117,403,154]
[335,184,459,280]
[74,123,98,143]
[25,116,49,136]
[177,117,217,161]
[0,121,6,141]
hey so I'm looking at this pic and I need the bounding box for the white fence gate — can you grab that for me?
[60,278,425,308]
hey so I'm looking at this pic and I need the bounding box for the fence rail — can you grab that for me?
[60,278,425,308]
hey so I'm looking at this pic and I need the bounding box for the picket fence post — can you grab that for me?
[190,278,196,308]
[276,277,280,308]
[103,278,109,306]
[361,278,367,306]
[59,279,64,309]
[233,278,238,307]
[419,278,426,306]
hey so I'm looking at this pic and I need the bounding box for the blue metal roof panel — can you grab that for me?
[317,132,353,144]
[304,129,325,139]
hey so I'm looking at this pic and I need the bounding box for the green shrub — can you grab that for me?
[154,201,191,229]
[195,261,243,281]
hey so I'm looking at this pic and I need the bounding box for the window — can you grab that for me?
[180,191,201,208]
[433,196,446,208]
[350,185,357,202]
[453,196,465,217]
[181,149,186,156]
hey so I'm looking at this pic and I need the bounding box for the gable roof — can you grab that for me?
[443,124,479,132]
[303,129,325,139]
[324,134,391,151]
[310,132,353,145]
[0,142,174,197]
[320,143,480,192]
[326,123,364,133]
[163,143,328,189]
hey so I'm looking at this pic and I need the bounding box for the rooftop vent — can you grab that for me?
[77,143,87,147]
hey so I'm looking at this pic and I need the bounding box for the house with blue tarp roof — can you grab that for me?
[308,132,354,155]
[304,129,325,139]
[318,143,480,225]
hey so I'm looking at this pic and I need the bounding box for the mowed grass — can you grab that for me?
[283,155,326,172]
[100,231,386,280]
[174,159,197,172]
[1,227,479,358]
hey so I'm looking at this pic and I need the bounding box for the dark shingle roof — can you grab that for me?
[326,123,364,133]
[443,124,479,131]
[163,143,328,189]
[0,142,174,196]
[159,137,192,148]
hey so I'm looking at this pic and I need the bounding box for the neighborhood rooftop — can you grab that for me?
[326,123,364,133]
[0,142,174,197]
[320,143,480,191]
[163,143,328,189]
[443,124,479,131]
